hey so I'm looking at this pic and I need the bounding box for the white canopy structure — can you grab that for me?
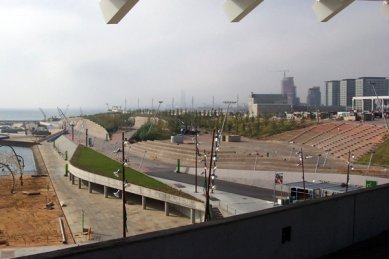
[99,0,389,24]
[352,96,389,112]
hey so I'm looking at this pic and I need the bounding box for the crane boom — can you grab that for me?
[39,107,46,121]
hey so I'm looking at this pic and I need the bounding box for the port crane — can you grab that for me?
[57,107,71,131]
[39,107,47,121]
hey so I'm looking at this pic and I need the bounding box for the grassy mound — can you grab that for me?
[70,145,199,200]
[357,137,389,168]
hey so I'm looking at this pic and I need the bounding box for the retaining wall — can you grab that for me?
[32,184,389,258]
[54,135,205,222]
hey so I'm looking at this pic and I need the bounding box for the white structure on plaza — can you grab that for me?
[352,96,389,112]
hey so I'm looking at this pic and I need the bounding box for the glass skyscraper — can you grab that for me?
[340,79,356,110]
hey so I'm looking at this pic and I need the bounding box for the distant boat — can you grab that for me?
[107,105,123,113]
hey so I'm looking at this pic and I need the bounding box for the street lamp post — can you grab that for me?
[204,129,216,222]
[147,100,163,135]
[345,150,355,193]
[85,129,88,147]
[121,131,126,238]
[113,132,128,238]
[298,149,306,200]
[346,150,351,193]
[195,128,199,193]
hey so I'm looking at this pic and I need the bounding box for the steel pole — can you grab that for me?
[204,129,216,222]
[300,148,306,200]
[122,131,126,238]
[346,150,351,193]
[195,129,198,193]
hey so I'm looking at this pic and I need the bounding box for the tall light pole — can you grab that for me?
[299,149,306,200]
[121,131,126,238]
[195,128,199,193]
[147,101,163,135]
[346,150,351,193]
[204,129,216,222]
[113,132,128,237]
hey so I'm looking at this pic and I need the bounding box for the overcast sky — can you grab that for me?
[0,0,388,110]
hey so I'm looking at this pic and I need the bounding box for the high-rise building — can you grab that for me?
[306,87,321,107]
[340,79,356,110]
[355,77,389,111]
[324,81,340,106]
[281,77,299,106]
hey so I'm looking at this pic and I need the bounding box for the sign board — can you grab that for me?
[275,173,283,185]
[366,180,377,188]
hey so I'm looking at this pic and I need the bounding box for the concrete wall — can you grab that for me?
[72,117,109,140]
[54,135,78,159]
[68,163,204,213]
[33,184,389,258]
[226,135,241,142]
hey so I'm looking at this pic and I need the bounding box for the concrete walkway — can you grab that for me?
[153,177,275,216]
[40,141,192,240]
[4,142,191,258]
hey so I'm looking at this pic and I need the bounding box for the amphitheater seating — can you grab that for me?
[281,122,387,160]
[124,122,387,169]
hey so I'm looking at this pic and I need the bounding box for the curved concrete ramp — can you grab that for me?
[133,116,150,130]
[70,117,109,140]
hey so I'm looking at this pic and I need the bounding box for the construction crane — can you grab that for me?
[39,107,47,121]
[277,69,290,79]
[57,107,71,131]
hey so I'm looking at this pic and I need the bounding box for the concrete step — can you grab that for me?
[210,206,224,220]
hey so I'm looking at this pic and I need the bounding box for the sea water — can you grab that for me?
[0,108,102,175]
[0,146,36,175]
[0,108,104,121]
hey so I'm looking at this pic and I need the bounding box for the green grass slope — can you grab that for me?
[357,138,389,168]
[70,145,199,200]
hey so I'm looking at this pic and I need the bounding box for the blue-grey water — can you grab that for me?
[0,108,102,175]
[0,146,36,175]
[0,108,104,121]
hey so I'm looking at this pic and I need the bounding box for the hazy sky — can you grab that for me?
[0,1,388,110]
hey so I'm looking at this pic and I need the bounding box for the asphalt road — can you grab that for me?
[75,131,281,201]
[145,169,277,201]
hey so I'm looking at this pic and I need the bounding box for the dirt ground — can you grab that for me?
[0,175,74,247]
